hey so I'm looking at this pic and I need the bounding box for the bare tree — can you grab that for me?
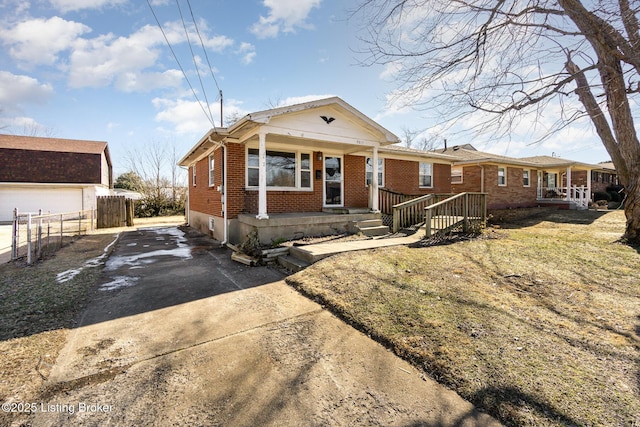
[354,0,640,243]
[400,125,440,151]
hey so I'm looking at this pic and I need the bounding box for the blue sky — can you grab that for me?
[0,0,611,180]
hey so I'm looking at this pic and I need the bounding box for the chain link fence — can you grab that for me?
[11,209,95,265]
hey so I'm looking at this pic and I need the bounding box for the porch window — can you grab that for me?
[419,162,433,188]
[522,169,530,187]
[247,149,311,189]
[366,157,384,186]
[208,155,215,187]
[451,166,463,184]
[498,167,507,186]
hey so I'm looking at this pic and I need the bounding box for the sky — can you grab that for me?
[0,0,612,181]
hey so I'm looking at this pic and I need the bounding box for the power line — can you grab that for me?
[185,0,221,94]
[175,0,215,124]
[145,0,216,130]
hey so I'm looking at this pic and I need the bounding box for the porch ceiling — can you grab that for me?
[239,131,380,154]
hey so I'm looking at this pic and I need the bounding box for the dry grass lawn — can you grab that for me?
[288,210,640,426]
[0,233,118,426]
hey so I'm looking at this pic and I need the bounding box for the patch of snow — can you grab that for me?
[56,233,120,284]
[126,242,137,247]
[99,276,140,291]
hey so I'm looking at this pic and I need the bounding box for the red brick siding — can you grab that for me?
[384,159,451,194]
[454,165,539,209]
[243,150,326,214]
[226,143,246,218]
[188,148,224,218]
[344,155,368,207]
[0,148,102,184]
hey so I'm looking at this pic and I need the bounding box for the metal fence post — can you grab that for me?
[37,209,43,260]
[11,208,18,261]
[27,213,32,265]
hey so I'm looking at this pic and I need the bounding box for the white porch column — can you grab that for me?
[566,166,572,201]
[371,146,380,212]
[257,132,269,220]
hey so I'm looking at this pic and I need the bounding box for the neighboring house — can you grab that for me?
[438,144,600,210]
[179,97,455,244]
[0,134,113,222]
[591,161,620,194]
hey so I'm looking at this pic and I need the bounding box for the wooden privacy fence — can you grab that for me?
[97,196,134,228]
[12,209,95,265]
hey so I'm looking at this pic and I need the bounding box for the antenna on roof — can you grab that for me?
[444,138,447,151]
[220,90,223,127]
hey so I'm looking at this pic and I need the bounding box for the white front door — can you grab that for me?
[324,156,343,207]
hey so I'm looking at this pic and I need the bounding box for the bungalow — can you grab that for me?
[0,134,113,222]
[179,97,455,245]
[438,144,600,210]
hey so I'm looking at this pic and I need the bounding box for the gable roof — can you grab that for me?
[434,144,538,167]
[233,97,399,144]
[518,155,595,169]
[0,134,109,156]
[180,97,400,166]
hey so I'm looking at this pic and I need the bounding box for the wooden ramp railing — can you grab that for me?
[389,193,453,232]
[424,192,487,237]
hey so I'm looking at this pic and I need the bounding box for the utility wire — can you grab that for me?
[146,0,216,131]
[186,0,221,94]
[176,0,215,124]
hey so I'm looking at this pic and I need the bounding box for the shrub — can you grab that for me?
[593,191,611,202]
[608,191,623,203]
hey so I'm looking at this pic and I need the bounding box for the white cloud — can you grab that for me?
[152,97,216,134]
[0,16,91,66]
[237,42,256,65]
[49,0,127,13]
[251,0,321,39]
[276,94,336,107]
[0,71,54,108]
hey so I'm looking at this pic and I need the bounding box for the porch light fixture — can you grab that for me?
[317,152,322,161]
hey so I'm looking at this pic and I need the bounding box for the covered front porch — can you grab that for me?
[536,165,592,209]
[235,209,385,245]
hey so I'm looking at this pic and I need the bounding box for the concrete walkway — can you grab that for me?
[289,233,423,264]
[35,225,501,427]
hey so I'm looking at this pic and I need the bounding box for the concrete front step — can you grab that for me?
[358,225,390,237]
[354,219,389,237]
[277,255,310,273]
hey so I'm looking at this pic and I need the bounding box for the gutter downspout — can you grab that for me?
[207,135,228,245]
[180,166,190,225]
[222,142,228,245]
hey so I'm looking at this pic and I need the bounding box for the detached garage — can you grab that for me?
[0,134,113,222]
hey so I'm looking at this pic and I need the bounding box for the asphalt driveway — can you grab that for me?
[34,225,501,426]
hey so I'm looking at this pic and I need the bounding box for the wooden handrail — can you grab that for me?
[389,193,453,232]
[424,192,487,237]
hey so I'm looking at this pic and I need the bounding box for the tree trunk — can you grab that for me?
[622,174,640,243]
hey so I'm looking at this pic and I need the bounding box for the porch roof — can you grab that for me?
[519,155,596,169]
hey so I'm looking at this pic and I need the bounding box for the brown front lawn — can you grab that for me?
[287,210,640,426]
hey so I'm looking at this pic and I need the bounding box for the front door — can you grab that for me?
[324,156,343,206]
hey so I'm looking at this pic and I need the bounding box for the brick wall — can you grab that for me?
[188,148,224,219]
[454,164,539,209]
[384,159,451,194]
[0,149,102,184]
[344,155,368,207]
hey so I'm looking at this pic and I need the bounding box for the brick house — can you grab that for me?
[179,97,455,244]
[0,134,113,222]
[439,144,600,210]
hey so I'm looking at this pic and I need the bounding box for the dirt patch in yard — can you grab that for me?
[288,210,640,426]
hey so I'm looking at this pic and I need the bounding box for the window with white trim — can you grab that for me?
[366,157,384,186]
[419,162,433,188]
[498,166,507,186]
[451,166,463,184]
[192,164,196,186]
[522,169,530,187]
[247,148,312,189]
[208,155,215,187]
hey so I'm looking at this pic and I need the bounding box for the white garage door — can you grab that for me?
[0,188,83,222]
